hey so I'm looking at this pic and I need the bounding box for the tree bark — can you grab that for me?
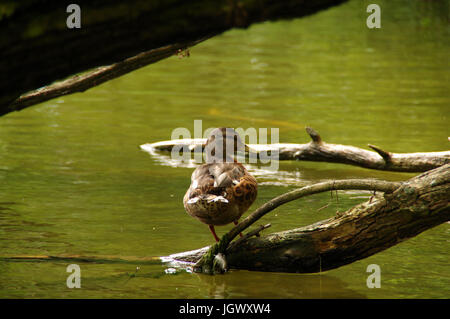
[0,0,347,115]
[165,164,450,273]
[142,127,450,173]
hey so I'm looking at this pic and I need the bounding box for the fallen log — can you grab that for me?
[141,127,450,173]
[166,163,450,273]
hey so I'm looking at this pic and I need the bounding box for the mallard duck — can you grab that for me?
[183,127,258,242]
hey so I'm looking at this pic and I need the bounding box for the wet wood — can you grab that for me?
[168,164,450,273]
[142,127,450,173]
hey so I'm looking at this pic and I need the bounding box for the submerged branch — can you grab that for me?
[0,254,161,265]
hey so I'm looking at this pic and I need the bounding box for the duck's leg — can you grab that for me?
[233,220,243,238]
[209,225,220,242]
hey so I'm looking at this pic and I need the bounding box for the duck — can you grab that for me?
[183,127,258,242]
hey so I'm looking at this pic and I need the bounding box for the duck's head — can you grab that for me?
[204,127,250,163]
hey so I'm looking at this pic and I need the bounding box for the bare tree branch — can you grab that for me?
[142,127,450,172]
[9,37,210,111]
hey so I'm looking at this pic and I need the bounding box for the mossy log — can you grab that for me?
[165,163,450,273]
[0,0,347,115]
[142,127,450,173]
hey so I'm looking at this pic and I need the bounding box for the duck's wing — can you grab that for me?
[185,165,215,199]
[208,163,246,188]
[185,163,243,203]
[210,163,257,208]
[186,163,255,202]
[184,163,257,224]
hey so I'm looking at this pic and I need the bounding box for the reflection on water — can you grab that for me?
[141,145,304,187]
[0,0,449,298]
[195,270,366,299]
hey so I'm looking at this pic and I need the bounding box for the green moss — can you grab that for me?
[195,233,231,274]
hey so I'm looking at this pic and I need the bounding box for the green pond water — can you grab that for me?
[0,0,449,298]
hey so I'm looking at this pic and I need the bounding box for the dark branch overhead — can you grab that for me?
[0,0,347,115]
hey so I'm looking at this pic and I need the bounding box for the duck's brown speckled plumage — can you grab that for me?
[183,128,258,241]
